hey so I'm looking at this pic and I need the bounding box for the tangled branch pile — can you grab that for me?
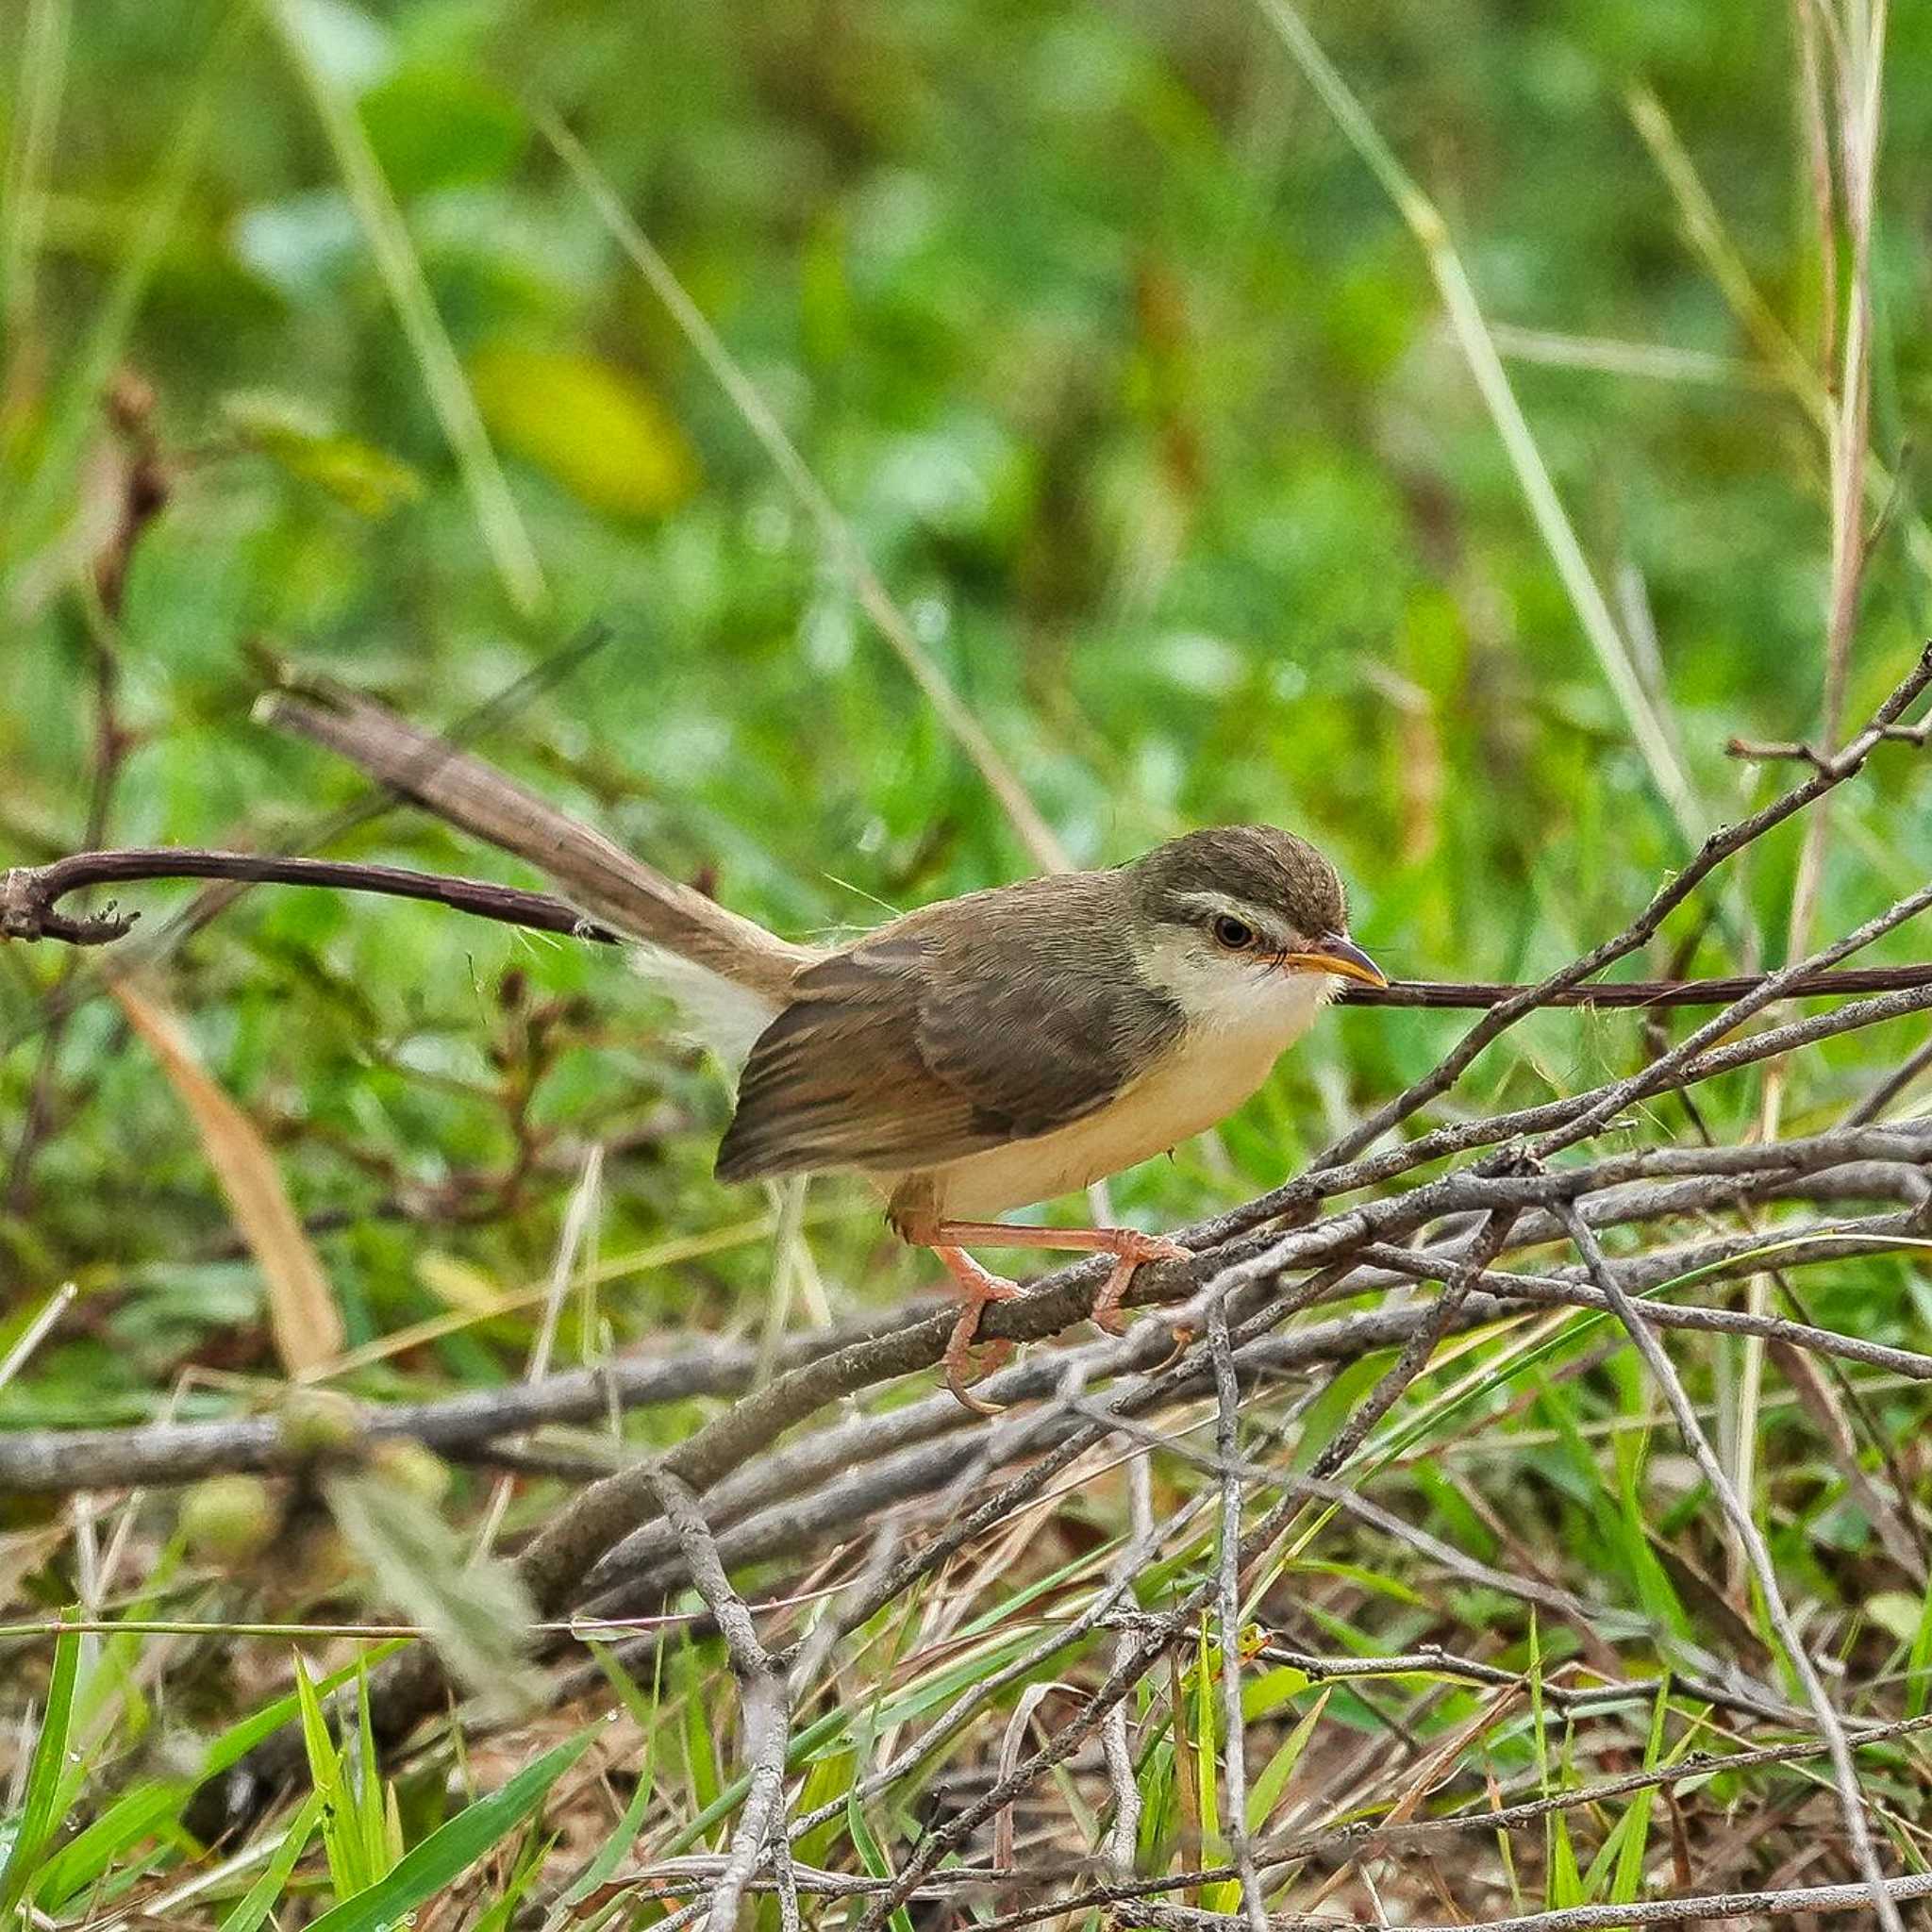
[3,649,1930,1930]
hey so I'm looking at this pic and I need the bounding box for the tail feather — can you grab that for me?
[260,687,810,1008]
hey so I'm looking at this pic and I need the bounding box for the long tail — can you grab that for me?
[258,684,809,1005]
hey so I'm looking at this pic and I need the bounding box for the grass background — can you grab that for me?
[3,0,1932,1924]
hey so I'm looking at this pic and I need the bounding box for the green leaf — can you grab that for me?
[844,1750,914,1932]
[200,1642,409,1785]
[1907,1570,1932,1720]
[32,1777,190,1910]
[33,1637,412,1907]
[676,1631,724,1819]
[1241,1664,1310,1722]
[1548,1809,1585,1909]
[1868,1590,1926,1647]
[1195,1616,1235,1913]
[223,391,425,517]
[460,1822,550,1932]
[300,1726,599,1932]
[322,1468,541,1715]
[354,1662,391,1881]
[562,1643,666,1906]
[293,1654,368,1899]
[1606,1680,1671,1907]
[357,65,525,195]
[792,1747,857,1872]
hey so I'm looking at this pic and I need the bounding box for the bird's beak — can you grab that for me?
[1283,935,1387,989]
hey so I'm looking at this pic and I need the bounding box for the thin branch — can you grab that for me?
[1058,1871,1932,1929]
[0,622,619,1058]
[12,843,1932,1016]
[0,1302,939,1492]
[648,1468,796,1932]
[1207,1290,1267,1932]
[1727,720,1930,762]
[1310,638,1932,1168]
[1554,1202,1904,1932]
[0,848,622,949]
[1103,1448,1154,1884]
[1334,962,1932,1008]
[14,1153,1931,1506]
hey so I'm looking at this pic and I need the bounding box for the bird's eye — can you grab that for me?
[1210,913,1256,950]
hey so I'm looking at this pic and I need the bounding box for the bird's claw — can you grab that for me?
[941,1274,1021,1414]
[1090,1234,1191,1335]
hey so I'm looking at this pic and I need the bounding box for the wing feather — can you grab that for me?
[713,875,1185,1182]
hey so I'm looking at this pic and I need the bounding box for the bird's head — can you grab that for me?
[1124,824,1384,1030]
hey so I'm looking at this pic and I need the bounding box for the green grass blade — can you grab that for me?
[201,1643,408,1783]
[353,1661,390,1881]
[32,1776,189,1911]
[1244,1689,1329,1836]
[1907,1569,1932,1720]
[0,1616,82,1924]
[561,1642,665,1907]
[216,1790,325,1932]
[292,1653,365,1898]
[300,1725,598,1932]
[267,0,545,619]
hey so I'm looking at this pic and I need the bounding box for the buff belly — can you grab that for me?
[893,968,1331,1223]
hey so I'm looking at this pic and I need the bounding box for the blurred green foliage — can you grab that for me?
[1,0,1929,1428]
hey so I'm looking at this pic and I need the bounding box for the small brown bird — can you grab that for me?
[267,690,1384,1407]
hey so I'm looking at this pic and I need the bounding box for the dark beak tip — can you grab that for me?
[1312,935,1387,990]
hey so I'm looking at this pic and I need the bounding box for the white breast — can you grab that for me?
[924,964,1333,1222]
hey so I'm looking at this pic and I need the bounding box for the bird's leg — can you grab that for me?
[928,1244,1022,1414]
[930,1222,1191,1336]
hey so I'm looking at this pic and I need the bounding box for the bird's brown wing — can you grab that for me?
[713,876,1185,1181]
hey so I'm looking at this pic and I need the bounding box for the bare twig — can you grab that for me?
[1206,1290,1267,1932]
[648,1468,796,1932]
[0,847,622,950]
[12,1149,1931,1508]
[1305,1208,1519,1480]
[1311,639,1932,1168]
[15,845,1932,1016]
[1727,721,1930,763]
[1554,1203,1904,1932]
[1103,1448,1155,1883]
[1334,961,1932,1007]
[1008,1870,1932,1929]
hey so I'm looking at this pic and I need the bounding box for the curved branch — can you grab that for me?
[0,849,622,949]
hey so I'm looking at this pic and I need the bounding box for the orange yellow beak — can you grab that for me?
[1283,935,1387,989]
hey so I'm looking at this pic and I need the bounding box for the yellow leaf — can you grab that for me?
[114,981,344,1374]
[468,343,698,519]
[415,1250,502,1312]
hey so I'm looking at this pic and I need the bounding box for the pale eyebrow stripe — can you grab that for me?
[1167,891,1290,938]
